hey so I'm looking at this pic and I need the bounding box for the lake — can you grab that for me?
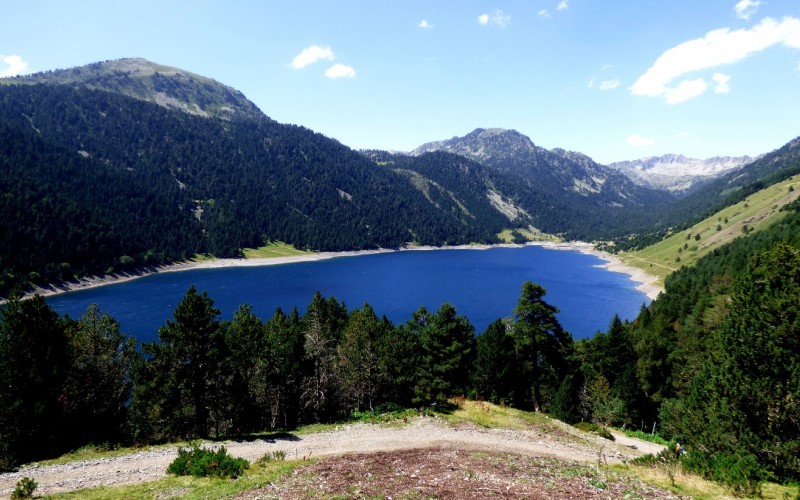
[46,245,650,343]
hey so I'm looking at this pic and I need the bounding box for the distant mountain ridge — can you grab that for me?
[607,154,755,192]
[0,57,264,121]
[411,127,669,206]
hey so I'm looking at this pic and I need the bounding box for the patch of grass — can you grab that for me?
[617,428,670,446]
[439,399,552,430]
[242,241,309,259]
[497,228,560,243]
[48,459,307,499]
[621,463,731,499]
[350,403,422,424]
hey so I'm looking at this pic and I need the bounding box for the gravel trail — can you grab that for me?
[0,417,664,497]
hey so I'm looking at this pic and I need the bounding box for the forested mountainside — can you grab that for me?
[0,82,519,295]
[596,200,800,489]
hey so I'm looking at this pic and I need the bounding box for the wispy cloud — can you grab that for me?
[290,45,335,69]
[627,134,656,147]
[538,9,550,18]
[557,1,569,11]
[477,10,511,28]
[418,19,433,29]
[712,72,731,93]
[0,54,29,77]
[325,63,356,79]
[599,79,621,90]
[676,131,690,139]
[631,16,800,104]
[734,0,760,20]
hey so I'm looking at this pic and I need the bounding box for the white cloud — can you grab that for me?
[325,63,356,79]
[418,19,433,29]
[631,17,800,104]
[676,131,690,139]
[587,77,597,88]
[0,54,29,77]
[557,1,569,11]
[712,72,731,93]
[665,78,708,104]
[538,9,550,18]
[627,134,656,146]
[477,10,510,27]
[290,45,335,69]
[734,0,760,20]
[599,79,620,90]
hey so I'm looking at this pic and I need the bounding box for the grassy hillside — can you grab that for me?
[619,175,800,284]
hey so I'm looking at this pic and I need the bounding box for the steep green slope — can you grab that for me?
[621,176,800,283]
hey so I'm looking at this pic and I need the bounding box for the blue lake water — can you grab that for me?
[46,246,650,343]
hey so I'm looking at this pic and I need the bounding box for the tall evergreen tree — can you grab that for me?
[0,294,69,468]
[511,282,573,412]
[411,303,476,403]
[473,319,516,404]
[337,304,383,413]
[224,304,267,434]
[62,304,137,448]
[130,286,229,442]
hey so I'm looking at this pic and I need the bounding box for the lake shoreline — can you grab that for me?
[11,242,664,304]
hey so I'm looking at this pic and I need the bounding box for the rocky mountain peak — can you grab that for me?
[606,154,755,192]
[1,57,265,121]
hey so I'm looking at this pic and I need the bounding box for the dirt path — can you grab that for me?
[0,417,664,497]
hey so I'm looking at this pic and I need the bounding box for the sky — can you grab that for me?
[2,0,800,164]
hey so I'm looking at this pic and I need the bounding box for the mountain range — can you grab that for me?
[607,154,755,192]
[1,57,799,294]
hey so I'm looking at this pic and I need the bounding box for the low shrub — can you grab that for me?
[11,477,37,499]
[167,444,249,479]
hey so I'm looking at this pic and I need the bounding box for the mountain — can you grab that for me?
[607,154,755,192]
[411,128,667,204]
[0,57,263,121]
[0,60,520,295]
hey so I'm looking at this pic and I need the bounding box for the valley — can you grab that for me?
[2,55,800,496]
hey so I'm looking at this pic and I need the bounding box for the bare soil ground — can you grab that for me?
[242,447,681,499]
[0,416,667,498]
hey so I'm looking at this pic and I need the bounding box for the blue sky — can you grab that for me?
[2,1,799,163]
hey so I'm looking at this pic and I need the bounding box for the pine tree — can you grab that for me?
[473,319,516,404]
[412,303,476,403]
[511,282,573,412]
[62,304,137,448]
[130,286,228,442]
[0,294,69,468]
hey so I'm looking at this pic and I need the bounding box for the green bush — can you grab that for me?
[11,477,37,499]
[167,444,249,479]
